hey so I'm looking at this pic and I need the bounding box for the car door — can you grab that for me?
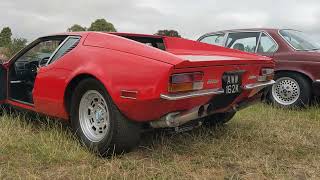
[32,36,81,118]
[0,63,7,104]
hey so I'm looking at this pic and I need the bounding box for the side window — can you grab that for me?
[16,40,62,64]
[226,32,260,53]
[257,33,277,53]
[200,34,225,46]
[49,36,80,64]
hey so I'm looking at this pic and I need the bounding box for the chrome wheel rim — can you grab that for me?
[272,77,300,106]
[79,90,110,142]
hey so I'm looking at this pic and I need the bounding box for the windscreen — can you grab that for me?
[279,30,320,51]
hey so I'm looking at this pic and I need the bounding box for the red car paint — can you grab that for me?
[0,32,274,122]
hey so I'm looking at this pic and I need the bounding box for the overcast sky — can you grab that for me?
[1,0,320,41]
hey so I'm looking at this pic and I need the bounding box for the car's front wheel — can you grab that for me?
[70,78,141,156]
[268,72,311,108]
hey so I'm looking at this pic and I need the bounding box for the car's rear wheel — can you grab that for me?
[268,72,311,108]
[203,111,236,126]
[70,78,141,156]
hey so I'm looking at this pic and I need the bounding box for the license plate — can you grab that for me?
[222,72,242,94]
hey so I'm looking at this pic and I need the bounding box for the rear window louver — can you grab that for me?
[62,39,80,56]
[50,37,80,63]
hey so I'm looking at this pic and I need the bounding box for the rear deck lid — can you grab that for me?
[110,33,273,67]
[163,36,273,68]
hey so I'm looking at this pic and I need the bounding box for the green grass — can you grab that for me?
[0,104,320,179]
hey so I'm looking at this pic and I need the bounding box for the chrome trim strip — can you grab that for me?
[243,80,275,90]
[161,80,275,101]
[255,32,262,53]
[10,80,22,84]
[9,98,34,106]
[160,88,224,101]
[315,80,320,83]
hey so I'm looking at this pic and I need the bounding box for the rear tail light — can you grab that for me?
[169,72,204,93]
[258,68,274,82]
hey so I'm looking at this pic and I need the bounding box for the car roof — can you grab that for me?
[45,31,164,39]
[109,32,163,38]
[202,28,286,36]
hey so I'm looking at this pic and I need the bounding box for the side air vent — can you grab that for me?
[61,39,80,57]
[49,36,80,64]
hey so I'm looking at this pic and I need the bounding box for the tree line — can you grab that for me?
[0,18,182,61]
[0,27,28,60]
[67,19,182,37]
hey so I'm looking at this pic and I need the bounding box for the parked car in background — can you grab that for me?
[0,32,275,155]
[198,29,320,108]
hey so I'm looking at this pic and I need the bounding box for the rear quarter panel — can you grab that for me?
[274,52,320,81]
[33,38,174,120]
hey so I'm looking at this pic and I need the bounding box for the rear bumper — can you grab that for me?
[151,90,263,128]
[160,80,275,101]
[150,80,275,128]
[120,80,274,122]
[313,80,320,96]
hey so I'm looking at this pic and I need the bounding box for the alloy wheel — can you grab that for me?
[79,90,110,142]
[271,77,300,106]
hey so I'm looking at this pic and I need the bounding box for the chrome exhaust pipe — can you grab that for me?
[150,102,243,128]
[150,105,209,128]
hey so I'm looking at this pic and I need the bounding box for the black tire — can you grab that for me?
[203,111,236,126]
[70,78,141,156]
[0,105,5,116]
[267,72,311,108]
[0,104,11,116]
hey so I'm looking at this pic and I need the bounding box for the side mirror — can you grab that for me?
[39,57,50,67]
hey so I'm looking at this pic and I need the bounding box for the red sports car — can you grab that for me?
[198,29,320,108]
[0,32,275,155]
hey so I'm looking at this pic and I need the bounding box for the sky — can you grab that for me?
[1,0,320,41]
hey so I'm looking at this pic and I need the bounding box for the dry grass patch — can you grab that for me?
[0,104,319,179]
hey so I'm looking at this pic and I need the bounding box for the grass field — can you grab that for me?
[0,104,319,179]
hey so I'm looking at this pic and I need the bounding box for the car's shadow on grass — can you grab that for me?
[2,101,318,158]
[138,124,230,152]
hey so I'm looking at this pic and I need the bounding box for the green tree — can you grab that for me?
[4,38,27,59]
[155,29,182,38]
[0,27,13,47]
[88,19,117,32]
[67,24,86,32]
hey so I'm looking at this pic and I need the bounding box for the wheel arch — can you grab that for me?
[64,73,104,116]
[275,70,313,84]
[264,69,313,99]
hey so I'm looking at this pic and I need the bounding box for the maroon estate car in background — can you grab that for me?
[198,29,320,108]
